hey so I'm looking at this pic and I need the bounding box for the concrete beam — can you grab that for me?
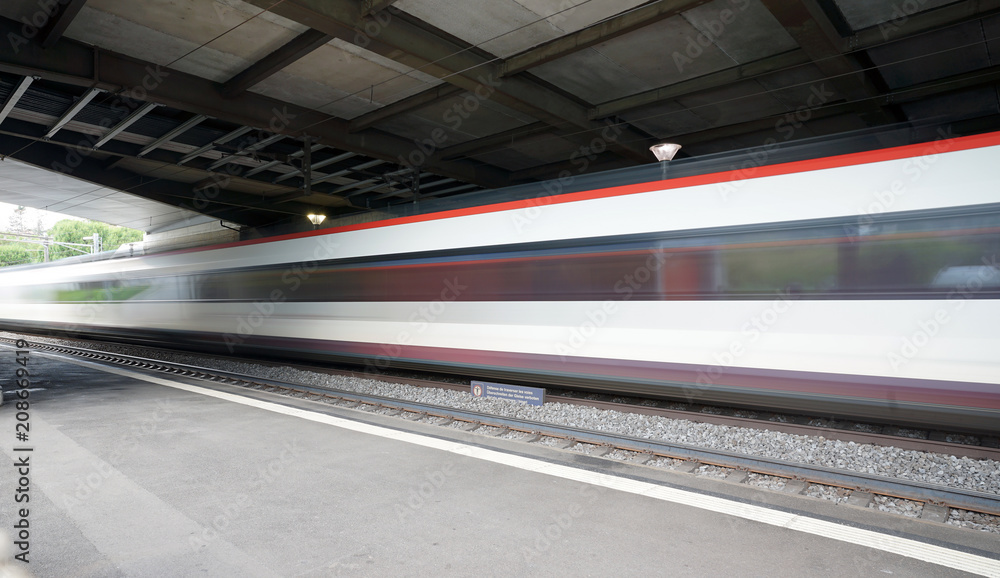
[848,0,1000,49]
[39,0,87,49]
[439,122,550,160]
[246,0,655,162]
[361,0,399,17]
[500,0,709,76]
[590,0,994,124]
[348,84,462,132]
[0,15,509,189]
[667,66,1000,147]
[759,0,897,125]
[589,50,812,119]
[221,29,333,98]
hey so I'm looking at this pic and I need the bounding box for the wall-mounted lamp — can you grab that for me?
[649,142,682,161]
[307,214,326,228]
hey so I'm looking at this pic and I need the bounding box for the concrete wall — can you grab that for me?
[143,221,240,253]
[145,211,397,253]
[322,210,394,228]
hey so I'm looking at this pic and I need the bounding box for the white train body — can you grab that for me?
[2,132,999,431]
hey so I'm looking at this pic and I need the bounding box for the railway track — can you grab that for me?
[6,336,1000,520]
[11,335,999,459]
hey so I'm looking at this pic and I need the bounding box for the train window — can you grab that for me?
[8,207,997,304]
[722,244,838,296]
[850,232,999,294]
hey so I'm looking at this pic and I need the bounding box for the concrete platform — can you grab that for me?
[1,350,999,577]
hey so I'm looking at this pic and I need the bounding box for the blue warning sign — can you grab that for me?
[470,380,545,406]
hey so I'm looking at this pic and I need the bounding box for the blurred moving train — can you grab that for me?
[2,131,999,433]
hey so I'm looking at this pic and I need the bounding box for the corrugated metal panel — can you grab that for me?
[70,99,131,127]
[14,86,74,117]
[0,75,14,104]
[170,125,226,147]
[127,115,183,139]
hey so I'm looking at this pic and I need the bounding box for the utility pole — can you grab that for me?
[82,233,102,253]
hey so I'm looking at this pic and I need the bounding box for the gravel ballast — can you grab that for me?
[745,473,788,491]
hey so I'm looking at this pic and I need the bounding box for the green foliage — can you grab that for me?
[0,243,37,267]
[7,205,28,234]
[725,245,837,292]
[56,285,149,302]
[48,220,143,261]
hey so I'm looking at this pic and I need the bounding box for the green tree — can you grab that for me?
[48,220,144,261]
[7,205,27,234]
[0,243,37,267]
[32,212,46,236]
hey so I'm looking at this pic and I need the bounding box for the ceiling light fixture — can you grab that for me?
[649,142,682,161]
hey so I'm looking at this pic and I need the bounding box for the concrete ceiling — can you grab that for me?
[0,0,998,232]
[0,157,216,232]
